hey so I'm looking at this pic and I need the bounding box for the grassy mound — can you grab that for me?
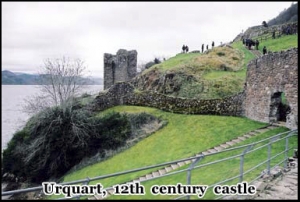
[133,46,245,99]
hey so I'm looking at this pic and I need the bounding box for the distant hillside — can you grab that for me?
[2,70,39,85]
[2,70,103,85]
[268,3,298,26]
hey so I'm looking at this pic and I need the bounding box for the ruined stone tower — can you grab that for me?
[104,49,137,90]
[243,48,298,129]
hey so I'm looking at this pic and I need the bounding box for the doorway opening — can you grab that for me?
[269,92,291,122]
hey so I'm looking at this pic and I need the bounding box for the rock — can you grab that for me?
[293,149,298,158]
[253,181,267,191]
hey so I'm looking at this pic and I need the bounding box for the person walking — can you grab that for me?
[255,40,259,50]
[201,44,204,53]
[212,41,215,48]
[263,46,267,55]
[182,45,186,53]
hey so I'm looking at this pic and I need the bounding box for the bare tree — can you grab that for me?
[23,56,88,114]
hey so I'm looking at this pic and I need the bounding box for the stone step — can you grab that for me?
[231,139,242,143]
[146,174,153,179]
[94,194,104,200]
[249,131,258,136]
[108,188,115,195]
[214,146,224,152]
[244,134,252,138]
[152,171,160,177]
[226,141,235,146]
[184,159,192,164]
[165,166,173,172]
[158,169,166,175]
[207,149,218,154]
[238,136,246,141]
[171,163,179,170]
[219,144,230,149]
[258,129,269,133]
[202,151,210,155]
[139,176,147,181]
[177,161,186,167]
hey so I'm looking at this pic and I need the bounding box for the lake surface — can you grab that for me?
[1,85,103,150]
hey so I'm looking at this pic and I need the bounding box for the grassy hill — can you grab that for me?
[132,46,247,99]
[256,34,298,53]
[132,33,297,100]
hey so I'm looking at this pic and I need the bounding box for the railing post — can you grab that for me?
[186,154,204,200]
[75,177,90,200]
[284,135,289,169]
[267,136,279,175]
[239,145,254,183]
[267,143,271,175]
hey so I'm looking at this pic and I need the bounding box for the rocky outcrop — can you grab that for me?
[233,22,297,42]
[131,70,196,95]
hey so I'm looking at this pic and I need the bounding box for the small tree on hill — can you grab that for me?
[262,21,268,27]
[154,57,161,64]
[23,56,88,114]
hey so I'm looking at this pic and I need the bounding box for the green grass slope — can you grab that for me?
[257,34,298,53]
[109,127,297,199]
[59,106,267,193]
[133,46,246,99]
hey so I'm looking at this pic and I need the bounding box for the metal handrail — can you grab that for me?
[2,129,298,200]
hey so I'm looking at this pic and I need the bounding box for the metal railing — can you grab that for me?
[2,129,298,200]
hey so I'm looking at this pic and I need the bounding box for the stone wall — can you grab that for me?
[244,48,298,129]
[233,22,297,42]
[92,82,245,116]
[104,49,137,90]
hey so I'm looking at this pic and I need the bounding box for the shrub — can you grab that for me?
[2,106,131,183]
[145,61,155,69]
[217,52,226,56]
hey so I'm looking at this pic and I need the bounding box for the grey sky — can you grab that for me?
[2,1,293,77]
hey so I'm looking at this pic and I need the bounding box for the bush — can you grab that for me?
[145,61,155,69]
[2,106,131,183]
[217,52,226,56]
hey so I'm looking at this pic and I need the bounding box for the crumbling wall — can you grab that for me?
[244,48,298,129]
[104,49,137,90]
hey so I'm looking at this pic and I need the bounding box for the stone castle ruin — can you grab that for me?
[104,49,137,90]
[243,48,298,129]
[100,48,297,130]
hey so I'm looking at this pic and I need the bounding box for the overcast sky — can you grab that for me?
[2,1,294,78]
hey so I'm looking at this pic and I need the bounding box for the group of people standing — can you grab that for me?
[242,38,267,55]
[182,41,215,54]
[242,38,260,50]
[201,41,214,53]
[182,45,189,53]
